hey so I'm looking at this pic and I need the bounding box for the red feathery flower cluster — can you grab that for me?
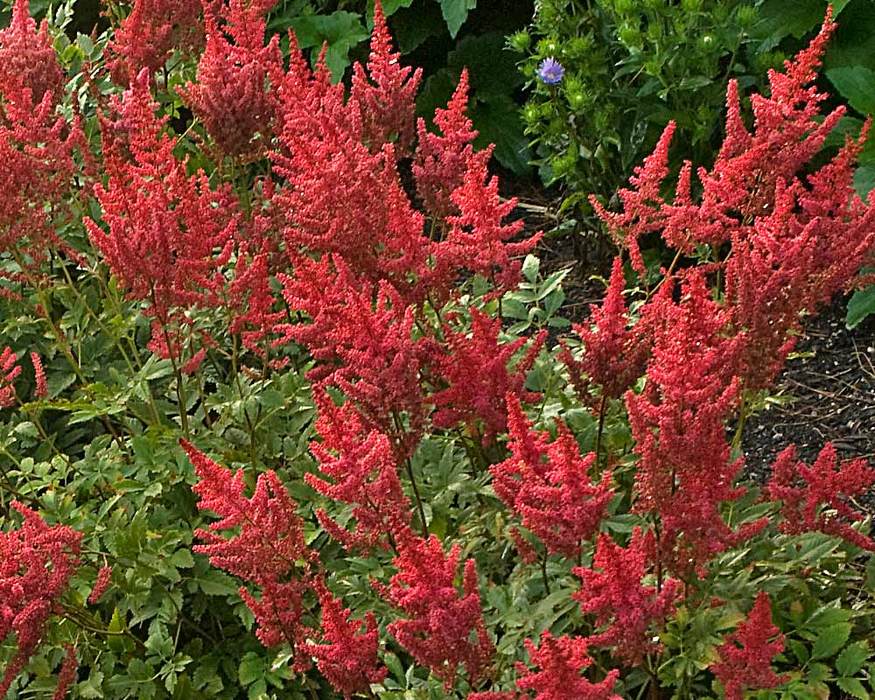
[303,579,387,699]
[413,69,478,219]
[52,644,78,700]
[279,257,430,454]
[0,0,64,106]
[306,390,411,551]
[350,0,422,153]
[432,311,545,443]
[514,632,621,700]
[107,0,203,84]
[625,273,766,574]
[179,0,282,157]
[87,70,237,368]
[30,352,47,399]
[767,443,875,550]
[562,257,649,402]
[377,532,493,687]
[184,440,318,665]
[572,529,678,665]
[0,347,21,408]
[0,502,82,697]
[491,395,613,558]
[88,565,113,604]
[710,592,787,700]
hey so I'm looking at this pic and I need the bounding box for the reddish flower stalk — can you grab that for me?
[86,70,237,366]
[88,565,113,604]
[184,440,318,668]
[0,502,82,697]
[710,592,788,700]
[350,0,422,153]
[572,528,678,665]
[0,0,64,106]
[303,579,388,698]
[376,531,494,687]
[52,644,78,700]
[0,347,21,408]
[431,310,545,444]
[178,0,282,157]
[30,352,47,399]
[766,443,875,550]
[491,395,613,558]
[306,390,412,551]
[413,69,477,219]
[514,632,621,700]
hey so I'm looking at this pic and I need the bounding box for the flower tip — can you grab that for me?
[537,57,564,85]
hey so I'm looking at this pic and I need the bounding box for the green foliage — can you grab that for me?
[514,0,778,220]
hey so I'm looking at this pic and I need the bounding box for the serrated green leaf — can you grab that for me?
[826,66,875,115]
[238,653,263,686]
[439,0,476,38]
[847,285,875,329]
[837,676,870,700]
[811,622,852,660]
[837,641,871,676]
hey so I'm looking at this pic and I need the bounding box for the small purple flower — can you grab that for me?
[537,57,565,85]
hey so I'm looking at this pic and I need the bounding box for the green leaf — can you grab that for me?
[283,12,369,80]
[238,653,263,687]
[810,622,852,660]
[439,0,476,38]
[846,285,875,329]
[837,676,870,700]
[854,165,875,198]
[472,95,531,175]
[837,641,871,676]
[826,66,875,115]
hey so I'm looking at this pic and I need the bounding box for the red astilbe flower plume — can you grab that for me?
[350,0,422,153]
[303,579,388,698]
[431,310,546,444]
[88,565,113,605]
[413,69,478,220]
[178,0,282,158]
[30,352,47,399]
[184,440,318,667]
[86,70,237,366]
[0,0,64,106]
[376,532,494,687]
[278,256,430,456]
[491,395,613,558]
[0,346,21,407]
[52,644,78,700]
[562,257,649,402]
[766,443,875,550]
[0,502,82,697]
[626,273,767,574]
[515,632,621,700]
[572,528,679,665]
[442,151,543,297]
[107,0,203,84]
[306,389,412,551]
[710,592,788,700]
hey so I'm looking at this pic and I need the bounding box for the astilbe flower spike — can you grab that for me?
[376,532,494,687]
[562,256,649,402]
[184,440,317,667]
[302,579,388,698]
[0,347,21,408]
[490,395,613,558]
[431,310,545,444]
[515,632,621,700]
[350,0,422,153]
[766,443,875,550]
[88,565,113,604]
[106,0,203,84]
[52,644,78,700]
[710,592,788,700]
[30,352,47,399]
[0,0,64,106]
[178,0,282,157]
[413,69,478,220]
[0,502,82,697]
[572,529,679,665]
[278,255,430,456]
[626,273,768,575]
[306,389,411,551]
[86,70,237,367]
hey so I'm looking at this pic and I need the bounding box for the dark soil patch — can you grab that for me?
[741,299,875,490]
